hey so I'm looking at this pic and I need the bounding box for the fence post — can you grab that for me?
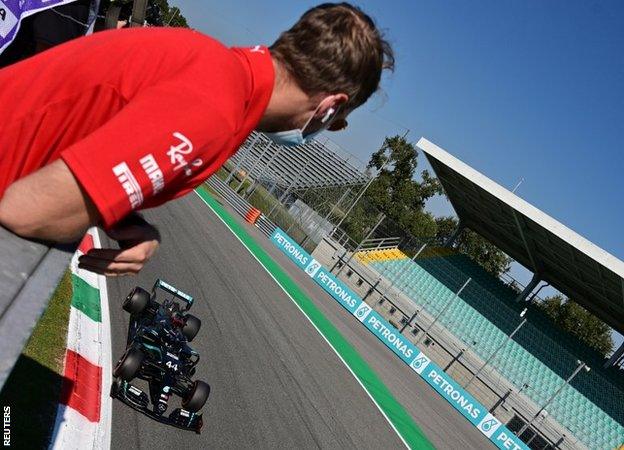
[226,134,258,184]
[490,388,512,415]
[465,309,527,389]
[418,278,471,344]
[361,238,407,301]
[236,140,271,193]
[443,347,466,371]
[333,213,385,275]
[266,160,309,220]
[400,309,420,333]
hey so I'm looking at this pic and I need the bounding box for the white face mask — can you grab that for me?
[264,105,336,147]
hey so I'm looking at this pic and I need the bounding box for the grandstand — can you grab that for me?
[343,139,624,449]
[220,131,372,245]
[227,131,370,191]
[358,249,622,449]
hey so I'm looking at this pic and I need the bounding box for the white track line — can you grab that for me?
[195,191,411,449]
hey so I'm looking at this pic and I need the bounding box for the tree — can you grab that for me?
[150,0,189,27]
[98,0,189,28]
[435,217,512,277]
[363,135,442,240]
[537,295,614,357]
[336,134,511,276]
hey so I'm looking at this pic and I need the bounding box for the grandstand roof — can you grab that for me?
[417,137,624,334]
[230,132,370,190]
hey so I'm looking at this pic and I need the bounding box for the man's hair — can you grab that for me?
[270,2,394,110]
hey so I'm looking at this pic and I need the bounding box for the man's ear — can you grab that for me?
[315,93,349,120]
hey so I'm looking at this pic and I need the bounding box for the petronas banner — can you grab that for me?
[270,227,529,450]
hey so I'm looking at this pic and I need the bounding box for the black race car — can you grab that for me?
[111,279,210,433]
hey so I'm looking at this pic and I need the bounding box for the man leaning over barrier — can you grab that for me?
[0,2,394,276]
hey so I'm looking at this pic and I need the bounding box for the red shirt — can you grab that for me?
[0,28,274,228]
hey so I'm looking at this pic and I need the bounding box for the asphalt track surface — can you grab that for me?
[106,192,493,449]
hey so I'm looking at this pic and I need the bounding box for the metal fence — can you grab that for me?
[321,239,585,449]
[217,132,375,251]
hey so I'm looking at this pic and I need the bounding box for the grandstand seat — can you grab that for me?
[365,250,624,449]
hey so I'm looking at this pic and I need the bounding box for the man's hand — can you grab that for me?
[0,160,160,276]
[78,214,160,276]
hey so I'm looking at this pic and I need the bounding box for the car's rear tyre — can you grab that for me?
[182,314,201,342]
[182,380,210,412]
[123,287,150,314]
[113,348,144,381]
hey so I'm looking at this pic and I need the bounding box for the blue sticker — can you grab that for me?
[271,229,310,270]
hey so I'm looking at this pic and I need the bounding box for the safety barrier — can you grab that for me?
[206,177,277,237]
[270,227,529,450]
[244,207,261,225]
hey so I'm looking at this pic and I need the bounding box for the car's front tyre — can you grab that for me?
[182,380,210,412]
[182,314,201,342]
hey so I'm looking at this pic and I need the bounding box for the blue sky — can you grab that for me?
[173,1,623,344]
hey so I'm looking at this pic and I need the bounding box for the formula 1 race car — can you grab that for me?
[110,279,210,433]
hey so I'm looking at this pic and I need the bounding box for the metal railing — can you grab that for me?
[329,227,359,251]
[358,236,402,251]
[206,177,277,238]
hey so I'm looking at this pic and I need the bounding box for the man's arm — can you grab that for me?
[0,159,97,242]
[1,83,229,274]
[0,159,160,276]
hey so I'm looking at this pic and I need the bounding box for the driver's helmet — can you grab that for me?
[166,301,185,329]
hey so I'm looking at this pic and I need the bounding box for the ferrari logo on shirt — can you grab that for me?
[167,132,202,177]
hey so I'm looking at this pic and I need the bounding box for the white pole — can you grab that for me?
[334,213,385,276]
[418,278,471,344]
[516,361,589,437]
[331,161,386,235]
[512,177,525,193]
[465,309,527,388]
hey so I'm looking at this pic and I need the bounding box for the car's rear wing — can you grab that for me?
[153,279,194,310]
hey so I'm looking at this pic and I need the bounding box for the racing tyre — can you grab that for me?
[123,287,150,314]
[113,348,144,381]
[182,380,210,412]
[182,314,201,342]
